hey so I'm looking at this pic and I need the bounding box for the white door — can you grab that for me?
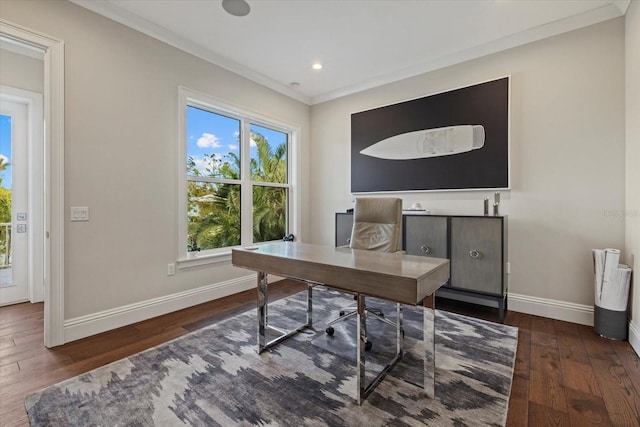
[0,98,29,304]
[0,86,44,307]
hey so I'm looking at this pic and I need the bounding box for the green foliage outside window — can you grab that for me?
[0,158,11,267]
[187,132,287,251]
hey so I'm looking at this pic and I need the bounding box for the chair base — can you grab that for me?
[325,305,401,350]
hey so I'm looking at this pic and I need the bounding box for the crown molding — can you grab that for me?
[69,0,311,105]
[310,2,627,104]
[70,1,626,106]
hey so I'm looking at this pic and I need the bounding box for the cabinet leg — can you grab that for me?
[498,297,506,324]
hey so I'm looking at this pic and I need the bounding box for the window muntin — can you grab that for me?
[183,97,293,255]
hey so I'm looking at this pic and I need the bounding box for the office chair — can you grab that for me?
[325,197,403,350]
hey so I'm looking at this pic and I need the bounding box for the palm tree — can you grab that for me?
[187,132,287,251]
[250,133,287,242]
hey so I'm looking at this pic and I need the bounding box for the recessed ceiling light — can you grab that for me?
[312,63,323,70]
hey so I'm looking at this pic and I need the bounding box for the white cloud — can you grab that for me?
[250,137,257,147]
[197,133,221,148]
[229,144,238,150]
[0,154,8,163]
[190,154,221,176]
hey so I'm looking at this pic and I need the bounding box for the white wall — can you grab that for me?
[0,0,310,336]
[310,18,626,324]
[626,1,640,353]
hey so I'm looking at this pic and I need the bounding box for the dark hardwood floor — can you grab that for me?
[1,280,639,426]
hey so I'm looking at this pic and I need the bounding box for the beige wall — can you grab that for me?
[310,18,626,319]
[0,48,44,93]
[626,1,640,352]
[0,0,310,320]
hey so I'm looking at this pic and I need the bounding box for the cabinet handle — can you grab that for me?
[469,249,481,259]
[420,245,431,254]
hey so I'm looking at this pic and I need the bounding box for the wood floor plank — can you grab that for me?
[514,329,531,379]
[565,387,613,427]
[506,374,529,427]
[610,339,640,393]
[528,401,571,426]
[580,323,618,362]
[530,315,558,348]
[590,356,640,426]
[559,358,602,397]
[0,361,19,376]
[556,320,591,365]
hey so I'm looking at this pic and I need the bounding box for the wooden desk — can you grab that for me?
[232,242,450,404]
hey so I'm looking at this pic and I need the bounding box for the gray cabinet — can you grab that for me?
[404,215,448,259]
[450,217,504,295]
[335,212,508,322]
[335,212,354,247]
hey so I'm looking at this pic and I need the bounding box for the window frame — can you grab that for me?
[177,87,299,268]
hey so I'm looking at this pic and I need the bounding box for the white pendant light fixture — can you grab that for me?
[222,0,250,17]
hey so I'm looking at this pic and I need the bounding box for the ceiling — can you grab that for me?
[70,0,630,105]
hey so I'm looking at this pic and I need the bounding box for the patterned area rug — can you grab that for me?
[25,289,518,426]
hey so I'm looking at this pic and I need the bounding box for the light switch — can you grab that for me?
[17,212,27,221]
[71,207,89,222]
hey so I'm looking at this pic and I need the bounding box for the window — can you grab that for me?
[179,88,296,264]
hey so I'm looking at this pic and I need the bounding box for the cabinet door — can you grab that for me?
[450,217,503,295]
[404,216,448,259]
[335,213,354,247]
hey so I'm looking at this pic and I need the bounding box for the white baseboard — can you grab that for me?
[508,293,594,326]
[64,275,256,343]
[629,320,640,356]
[63,280,639,356]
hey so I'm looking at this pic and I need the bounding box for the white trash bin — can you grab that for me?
[592,248,632,340]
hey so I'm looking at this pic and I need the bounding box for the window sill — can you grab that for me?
[176,251,231,269]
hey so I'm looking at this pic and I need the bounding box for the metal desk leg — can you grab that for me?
[355,296,404,404]
[306,282,313,327]
[257,272,268,353]
[256,273,314,355]
[423,294,435,399]
[356,294,367,404]
[397,303,403,356]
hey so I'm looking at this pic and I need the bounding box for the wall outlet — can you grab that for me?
[167,263,175,276]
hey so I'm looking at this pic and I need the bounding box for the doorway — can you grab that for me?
[0,20,65,347]
[0,86,44,306]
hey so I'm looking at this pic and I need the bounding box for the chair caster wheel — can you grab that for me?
[325,326,335,336]
[339,311,345,316]
[365,341,372,351]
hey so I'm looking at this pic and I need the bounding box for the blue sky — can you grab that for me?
[0,114,11,189]
[186,106,287,178]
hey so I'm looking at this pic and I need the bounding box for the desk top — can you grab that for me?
[232,242,450,305]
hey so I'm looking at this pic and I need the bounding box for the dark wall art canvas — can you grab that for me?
[351,77,510,192]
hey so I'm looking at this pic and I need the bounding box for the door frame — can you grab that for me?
[0,86,44,304]
[0,19,65,348]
